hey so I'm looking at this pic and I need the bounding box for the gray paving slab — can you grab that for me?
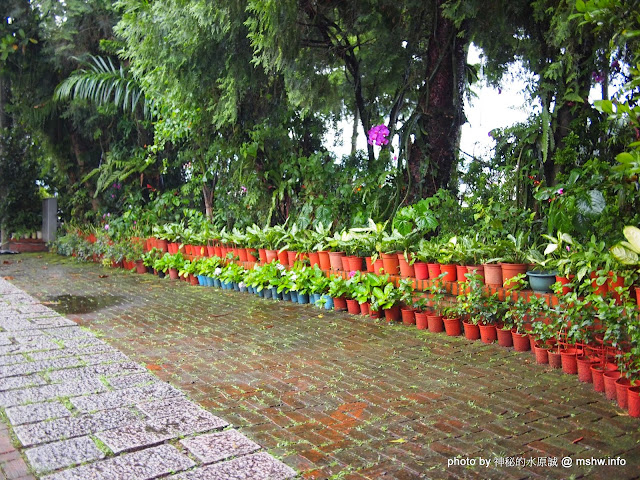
[0,377,107,408]
[0,341,61,356]
[0,353,30,366]
[5,401,72,425]
[0,356,84,379]
[137,397,218,420]
[47,361,145,382]
[14,407,138,447]
[41,444,195,480]
[41,327,94,339]
[180,429,261,464]
[107,372,159,389]
[70,382,185,412]
[97,407,227,454]
[0,373,48,391]
[173,452,296,480]
[25,436,105,473]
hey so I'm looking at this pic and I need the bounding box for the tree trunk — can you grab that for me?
[406,6,467,203]
[351,108,359,157]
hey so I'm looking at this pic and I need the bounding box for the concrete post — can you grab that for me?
[42,198,57,243]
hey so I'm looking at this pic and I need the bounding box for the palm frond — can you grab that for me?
[54,55,151,118]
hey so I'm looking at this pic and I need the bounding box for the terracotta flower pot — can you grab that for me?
[265,249,278,263]
[444,317,462,336]
[365,256,374,272]
[636,286,640,309]
[607,271,626,304]
[590,271,608,296]
[381,253,400,275]
[427,314,444,333]
[415,311,428,330]
[427,263,441,279]
[347,256,364,272]
[414,262,429,280]
[548,350,562,369]
[333,296,347,311]
[373,259,384,275]
[615,377,632,409]
[590,363,616,393]
[628,386,640,418]
[555,275,574,295]
[341,256,351,272]
[318,251,331,270]
[157,239,169,253]
[346,299,361,315]
[370,309,381,319]
[168,268,179,280]
[466,265,485,283]
[308,252,320,267]
[483,263,502,286]
[511,329,530,352]
[463,321,480,341]
[478,323,497,344]
[359,302,370,315]
[440,264,457,282]
[497,328,513,347]
[533,344,549,364]
[246,248,258,262]
[455,265,467,282]
[501,263,528,288]
[135,260,147,274]
[384,305,402,322]
[277,249,289,266]
[603,371,621,401]
[397,254,415,278]
[189,274,199,286]
[329,251,345,271]
[401,308,416,325]
[560,348,578,375]
[287,250,297,266]
[575,356,597,383]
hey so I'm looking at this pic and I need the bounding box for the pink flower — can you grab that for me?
[367,124,390,146]
[348,271,357,278]
[566,246,570,252]
[557,188,564,195]
[104,224,109,231]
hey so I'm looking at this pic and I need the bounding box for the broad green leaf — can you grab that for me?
[623,226,640,253]
[543,243,558,255]
[610,245,638,265]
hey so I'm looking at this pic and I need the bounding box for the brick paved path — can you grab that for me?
[2,254,640,479]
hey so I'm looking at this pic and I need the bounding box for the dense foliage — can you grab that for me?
[1,0,639,248]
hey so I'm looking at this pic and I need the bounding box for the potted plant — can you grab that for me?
[307,265,331,306]
[397,278,416,325]
[328,275,348,311]
[371,281,403,322]
[495,232,530,287]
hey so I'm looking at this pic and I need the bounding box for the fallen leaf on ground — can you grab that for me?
[98,275,108,278]
[146,364,162,371]
[2,276,14,280]
[572,437,584,444]
[2,261,11,265]
[389,438,407,443]
[318,314,324,318]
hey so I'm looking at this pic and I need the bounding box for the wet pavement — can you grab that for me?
[1,253,640,479]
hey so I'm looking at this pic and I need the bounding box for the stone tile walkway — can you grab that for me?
[2,254,640,479]
[0,261,295,479]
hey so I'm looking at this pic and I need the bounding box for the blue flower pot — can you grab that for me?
[311,293,322,306]
[239,285,247,293]
[263,288,272,299]
[526,270,558,293]
[257,288,264,297]
[322,295,333,310]
[297,293,309,304]
[290,290,299,303]
[205,276,213,287]
[233,282,240,291]
[271,286,281,300]
[282,291,291,301]
[213,278,221,288]
[197,275,205,286]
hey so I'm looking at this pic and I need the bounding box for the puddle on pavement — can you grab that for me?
[44,294,123,314]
